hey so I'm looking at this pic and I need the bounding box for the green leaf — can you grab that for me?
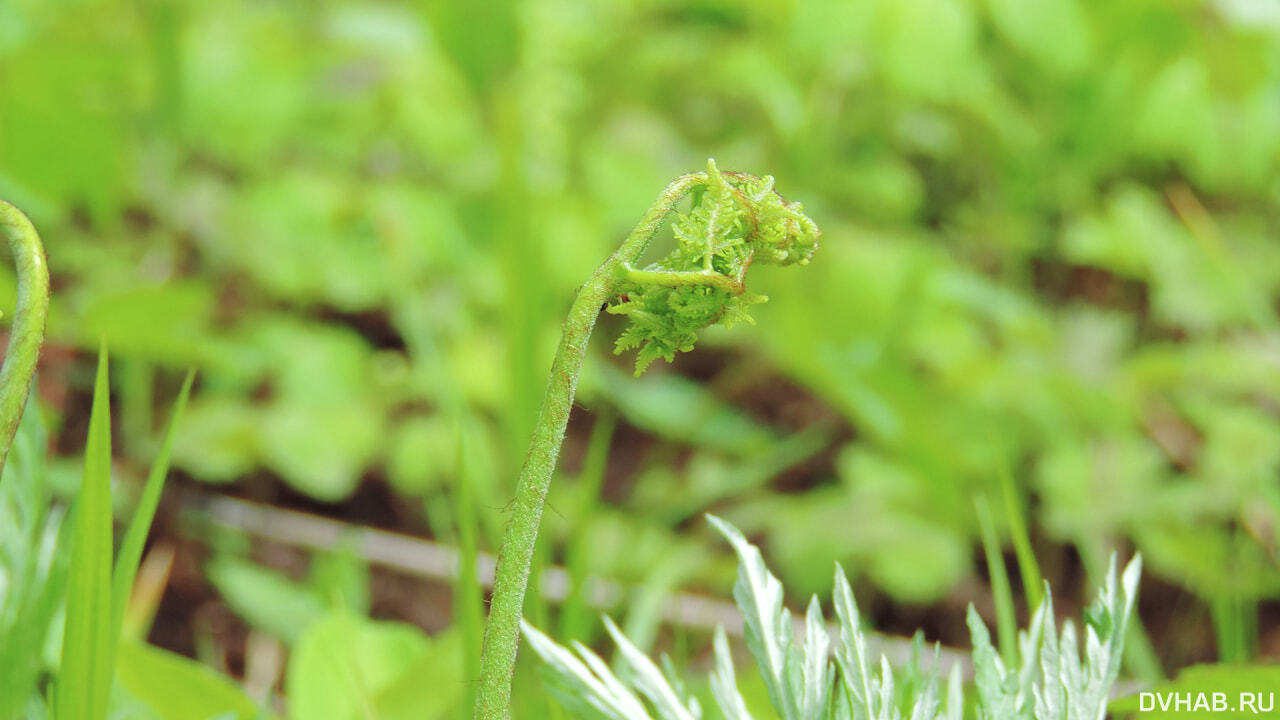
[707,514,800,720]
[0,383,66,718]
[710,626,754,720]
[111,370,194,644]
[205,556,326,643]
[287,613,460,720]
[1111,665,1280,719]
[521,620,650,720]
[602,616,698,720]
[116,639,264,720]
[54,348,115,720]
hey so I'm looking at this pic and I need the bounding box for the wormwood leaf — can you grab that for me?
[801,597,833,717]
[526,518,1141,720]
[711,627,754,720]
[603,616,700,720]
[707,514,802,720]
[522,620,652,720]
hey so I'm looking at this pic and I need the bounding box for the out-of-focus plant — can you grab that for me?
[475,160,819,720]
[525,515,1142,720]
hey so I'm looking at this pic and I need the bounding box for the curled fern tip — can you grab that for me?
[609,159,820,374]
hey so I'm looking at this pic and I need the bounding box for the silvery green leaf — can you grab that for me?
[521,620,652,720]
[877,656,896,720]
[1034,589,1062,720]
[711,626,753,720]
[832,685,853,720]
[833,564,876,720]
[944,665,963,720]
[906,661,938,720]
[576,640,653,717]
[966,606,1016,720]
[801,596,833,718]
[660,653,700,718]
[603,616,699,720]
[1014,593,1046,718]
[1058,621,1083,720]
[1073,554,1142,720]
[708,514,801,720]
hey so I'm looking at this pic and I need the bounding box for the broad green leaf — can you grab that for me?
[1111,665,1280,719]
[287,613,459,720]
[205,557,326,644]
[116,639,264,720]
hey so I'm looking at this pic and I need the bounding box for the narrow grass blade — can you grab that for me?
[975,494,1016,665]
[449,412,486,714]
[55,348,115,720]
[112,369,194,645]
[996,457,1042,610]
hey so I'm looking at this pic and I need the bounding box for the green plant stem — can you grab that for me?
[0,200,49,478]
[975,495,1016,665]
[474,173,703,720]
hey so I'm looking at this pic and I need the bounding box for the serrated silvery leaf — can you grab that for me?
[603,616,699,720]
[1035,588,1062,720]
[660,652,698,716]
[711,626,753,720]
[1014,593,1047,718]
[966,605,1016,720]
[906,659,939,720]
[575,640,653,718]
[801,596,833,718]
[521,620,652,720]
[832,685,853,720]
[707,514,801,720]
[944,665,963,720]
[877,655,897,720]
[833,564,877,720]
[1076,554,1142,720]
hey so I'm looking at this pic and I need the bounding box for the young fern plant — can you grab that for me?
[475,160,820,719]
[524,515,1143,720]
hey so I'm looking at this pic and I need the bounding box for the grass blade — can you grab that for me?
[996,457,1042,610]
[55,347,115,720]
[112,369,194,644]
[975,494,1016,665]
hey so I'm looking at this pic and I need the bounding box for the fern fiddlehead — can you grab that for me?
[0,201,49,477]
[474,160,819,719]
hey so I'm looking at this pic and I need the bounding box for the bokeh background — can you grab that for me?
[3,0,1280,716]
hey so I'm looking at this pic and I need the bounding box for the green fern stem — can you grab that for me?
[0,201,49,477]
[473,172,703,720]
[474,162,819,719]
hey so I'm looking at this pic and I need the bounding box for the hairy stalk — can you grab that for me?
[0,201,50,477]
[474,162,818,719]
[474,174,700,720]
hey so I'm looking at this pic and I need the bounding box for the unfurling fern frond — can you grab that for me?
[608,159,820,374]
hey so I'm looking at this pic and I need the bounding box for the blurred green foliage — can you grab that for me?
[3,0,1280,683]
